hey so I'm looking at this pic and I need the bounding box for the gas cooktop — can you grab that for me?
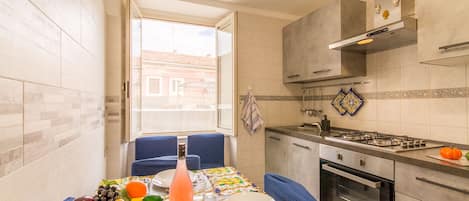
[325,130,444,152]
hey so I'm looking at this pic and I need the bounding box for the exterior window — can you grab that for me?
[169,78,184,96]
[146,76,162,96]
[141,19,217,133]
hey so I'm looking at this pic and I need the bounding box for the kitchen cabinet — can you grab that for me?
[265,131,289,176]
[395,162,469,201]
[287,137,320,199]
[417,0,469,66]
[282,0,366,83]
[265,131,320,200]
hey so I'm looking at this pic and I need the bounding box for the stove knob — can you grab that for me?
[360,159,366,167]
[337,153,343,161]
[414,140,420,147]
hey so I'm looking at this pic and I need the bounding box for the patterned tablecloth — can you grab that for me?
[103,167,260,201]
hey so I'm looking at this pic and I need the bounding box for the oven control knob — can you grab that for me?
[360,159,366,167]
[337,153,343,161]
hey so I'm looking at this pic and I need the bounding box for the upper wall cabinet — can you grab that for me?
[283,0,366,83]
[417,0,469,66]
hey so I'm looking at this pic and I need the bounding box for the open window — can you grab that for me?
[124,8,237,141]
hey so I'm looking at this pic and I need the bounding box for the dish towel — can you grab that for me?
[241,91,264,135]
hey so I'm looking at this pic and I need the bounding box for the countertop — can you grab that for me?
[265,126,469,179]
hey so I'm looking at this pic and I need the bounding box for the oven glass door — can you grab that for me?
[320,160,394,201]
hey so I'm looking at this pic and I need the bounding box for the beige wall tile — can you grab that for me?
[401,64,430,90]
[23,83,81,164]
[430,98,467,127]
[377,99,401,122]
[401,124,430,139]
[377,121,401,134]
[30,0,81,41]
[0,0,61,86]
[0,78,23,177]
[377,64,401,92]
[430,65,466,89]
[61,32,87,91]
[401,99,430,125]
[430,126,467,144]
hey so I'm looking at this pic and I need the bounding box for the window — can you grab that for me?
[146,76,162,96]
[169,78,184,96]
[141,19,217,133]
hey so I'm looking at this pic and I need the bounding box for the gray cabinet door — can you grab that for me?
[395,162,469,201]
[417,0,469,66]
[287,137,320,200]
[265,131,289,176]
[283,21,306,83]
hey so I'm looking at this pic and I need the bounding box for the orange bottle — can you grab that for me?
[169,143,193,201]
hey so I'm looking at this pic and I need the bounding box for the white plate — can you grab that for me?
[152,169,195,188]
[225,192,274,201]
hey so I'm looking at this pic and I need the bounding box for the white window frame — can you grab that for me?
[169,78,185,96]
[146,76,163,96]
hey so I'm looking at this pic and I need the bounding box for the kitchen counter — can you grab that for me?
[266,126,469,179]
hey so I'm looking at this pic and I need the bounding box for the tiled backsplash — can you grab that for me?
[304,45,469,145]
[0,3,105,201]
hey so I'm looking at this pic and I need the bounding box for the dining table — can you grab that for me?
[101,166,261,201]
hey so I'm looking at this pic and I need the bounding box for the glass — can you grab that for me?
[141,19,217,133]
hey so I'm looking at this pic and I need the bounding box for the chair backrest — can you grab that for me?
[187,133,224,168]
[264,173,317,201]
[135,136,178,160]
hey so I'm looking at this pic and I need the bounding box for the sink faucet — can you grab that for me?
[311,122,322,132]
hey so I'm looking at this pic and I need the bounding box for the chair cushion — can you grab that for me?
[264,173,317,201]
[131,155,201,176]
[135,136,178,160]
[187,133,224,168]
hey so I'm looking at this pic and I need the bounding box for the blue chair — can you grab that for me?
[187,133,224,169]
[63,197,74,201]
[264,173,317,201]
[131,136,201,176]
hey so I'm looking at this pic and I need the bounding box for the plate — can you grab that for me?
[225,192,274,201]
[152,169,195,188]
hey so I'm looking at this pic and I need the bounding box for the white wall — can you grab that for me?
[0,0,106,200]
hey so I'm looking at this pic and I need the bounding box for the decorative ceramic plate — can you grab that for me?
[331,89,347,115]
[341,88,364,116]
[152,169,195,188]
[225,192,274,201]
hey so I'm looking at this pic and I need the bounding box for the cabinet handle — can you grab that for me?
[439,41,469,51]
[292,143,310,150]
[313,69,331,74]
[287,74,300,78]
[269,136,281,141]
[416,177,469,194]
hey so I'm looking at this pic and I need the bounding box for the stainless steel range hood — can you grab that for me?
[329,0,416,53]
[329,17,416,53]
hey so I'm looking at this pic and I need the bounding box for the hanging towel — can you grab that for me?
[241,91,264,135]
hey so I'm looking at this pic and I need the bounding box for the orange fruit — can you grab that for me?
[126,181,147,198]
[440,147,463,160]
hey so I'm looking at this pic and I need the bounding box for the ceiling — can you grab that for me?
[135,0,230,22]
[134,0,332,23]
[209,0,331,17]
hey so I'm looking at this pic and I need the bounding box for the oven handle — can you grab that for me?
[322,164,381,189]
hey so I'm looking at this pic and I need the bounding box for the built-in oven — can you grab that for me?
[320,144,395,201]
